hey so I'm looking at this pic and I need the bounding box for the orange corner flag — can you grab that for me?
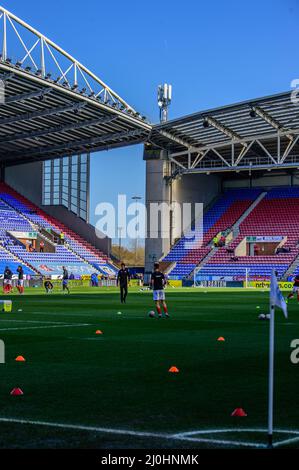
[169,366,179,373]
[231,408,247,417]
[15,355,26,362]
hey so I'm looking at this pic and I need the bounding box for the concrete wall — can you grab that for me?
[144,158,171,273]
[223,171,299,189]
[144,149,221,273]
[5,161,43,206]
[171,173,220,241]
[42,204,111,256]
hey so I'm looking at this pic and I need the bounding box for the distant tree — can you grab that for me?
[112,243,144,267]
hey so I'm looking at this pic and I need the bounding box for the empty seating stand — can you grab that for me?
[165,188,261,278]
[202,187,299,279]
[0,182,117,277]
[0,245,35,276]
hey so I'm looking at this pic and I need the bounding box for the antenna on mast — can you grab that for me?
[157,83,172,122]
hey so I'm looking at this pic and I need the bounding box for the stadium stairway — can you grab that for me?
[188,191,268,279]
[201,187,299,279]
[165,188,262,278]
[189,246,220,278]
[230,191,267,236]
[0,243,36,275]
[3,204,87,268]
[0,198,39,274]
[0,183,117,276]
[0,194,89,273]
[283,252,299,279]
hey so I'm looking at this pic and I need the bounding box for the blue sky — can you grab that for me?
[3,0,299,242]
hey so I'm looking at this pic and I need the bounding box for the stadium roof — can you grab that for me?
[0,6,151,165]
[1,6,299,175]
[151,91,299,175]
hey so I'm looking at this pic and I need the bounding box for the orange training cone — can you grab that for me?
[231,408,247,417]
[217,336,225,342]
[10,388,24,396]
[169,366,179,373]
[95,330,103,335]
[15,355,26,362]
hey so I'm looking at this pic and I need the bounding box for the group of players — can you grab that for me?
[2,261,169,318]
[3,265,25,294]
[44,266,70,294]
[3,262,299,315]
[117,261,169,318]
[2,265,70,295]
[116,264,299,317]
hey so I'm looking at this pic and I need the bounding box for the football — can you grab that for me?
[148,311,156,318]
[258,314,266,320]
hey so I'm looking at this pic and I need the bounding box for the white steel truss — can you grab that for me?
[167,128,299,176]
[0,6,139,114]
[153,90,299,176]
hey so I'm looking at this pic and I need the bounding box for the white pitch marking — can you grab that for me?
[28,312,256,323]
[31,312,102,318]
[66,337,105,341]
[0,418,272,447]
[0,323,91,332]
[274,435,299,447]
[0,319,74,325]
[175,428,299,448]
[175,427,299,436]
[174,427,267,437]
[175,435,264,448]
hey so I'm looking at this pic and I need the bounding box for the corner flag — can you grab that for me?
[270,270,288,318]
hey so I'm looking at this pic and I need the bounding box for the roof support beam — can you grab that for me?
[6,128,147,158]
[191,150,209,169]
[0,71,14,81]
[205,116,247,147]
[156,91,292,129]
[252,105,293,140]
[2,136,147,165]
[231,142,235,165]
[5,87,52,104]
[255,139,277,164]
[169,132,299,174]
[169,127,299,159]
[169,148,230,176]
[158,129,203,154]
[210,148,231,167]
[234,140,255,166]
[169,156,187,170]
[0,101,86,126]
[0,114,118,143]
[177,162,299,175]
[280,135,299,163]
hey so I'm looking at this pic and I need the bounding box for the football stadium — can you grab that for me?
[0,2,298,457]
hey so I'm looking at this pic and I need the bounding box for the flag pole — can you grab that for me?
[268,269,287,449]
[268,303,275,448]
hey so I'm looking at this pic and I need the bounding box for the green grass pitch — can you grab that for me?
[0,286,298,449]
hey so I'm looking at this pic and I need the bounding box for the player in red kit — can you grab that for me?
[16,265,25,294]
[3,266,13,294]
[150,262,169,318]
[286,274,299,303]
